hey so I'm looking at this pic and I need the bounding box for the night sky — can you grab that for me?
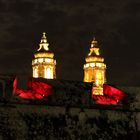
[0,0,140,85]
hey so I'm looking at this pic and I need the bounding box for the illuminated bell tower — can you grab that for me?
[83,38,106,95]
[32,32,56,79]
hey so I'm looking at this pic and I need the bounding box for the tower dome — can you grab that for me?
[32,33,56,79]
[83,38,106,95]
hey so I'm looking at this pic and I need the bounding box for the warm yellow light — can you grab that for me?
[86,64,89,67]
[94,48,100,55]
[83,38,106,95]
[38,43,49,51]
[97,72,102,80]
[44,67,53,79]
[45,58,52,63]
[96,63,102,67]
[34,53,54,58]
[32,33,56,79]
[34,68,38,78]
[37,32,49,51]
[86,57,104,63]
[35,59,37,63]
[93,87,103,95]
[38,58,44,63]
[96,79,99,86]
[90,63,95,67]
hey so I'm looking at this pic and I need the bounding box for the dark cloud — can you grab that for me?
[0,0,139,85]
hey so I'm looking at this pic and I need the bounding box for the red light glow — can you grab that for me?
[92,84,126,105]
[14,78,52,99]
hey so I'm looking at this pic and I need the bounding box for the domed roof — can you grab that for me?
[34,32,54,58]
[86,38,104,63]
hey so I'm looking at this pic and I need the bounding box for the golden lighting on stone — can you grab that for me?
[83,38,106,95]
[37,32,49,51]
[32,32,56,79]
[93,86,103,95]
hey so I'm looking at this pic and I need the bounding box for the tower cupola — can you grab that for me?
[83,38,106,95]
[32,33,56,79]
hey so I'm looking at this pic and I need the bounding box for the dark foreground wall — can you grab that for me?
[0,76,140,139]
[0,101,140,140]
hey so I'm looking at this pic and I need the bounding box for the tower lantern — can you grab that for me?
[83,38,106,95]
[32,32,56,79]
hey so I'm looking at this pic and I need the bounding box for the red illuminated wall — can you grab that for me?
[14,78,52,99]
[92,84,126,105]
[14,78,126,105]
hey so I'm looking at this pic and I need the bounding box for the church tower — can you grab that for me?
[32,32,56,79]
[83,38,106,95]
